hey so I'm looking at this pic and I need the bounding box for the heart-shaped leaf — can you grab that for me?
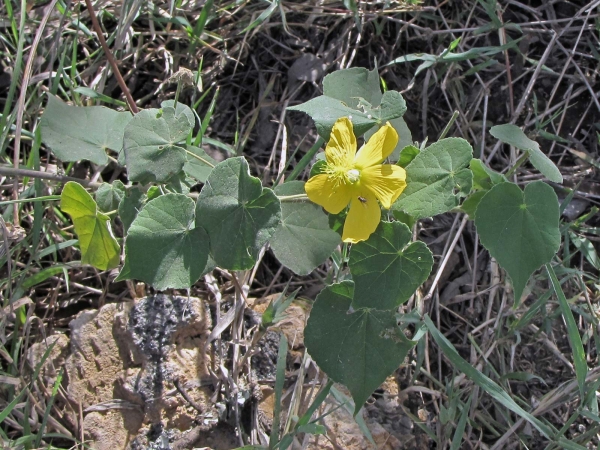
[60,181,120,270]
[120,193,209,290]
[195,157,281,270]
[123,104,195,183]
[322,68,411,161]
[41,95,132,165]
[393,137,473,219]
[96,181,125,213]
[475,181,560,302]
[322,67,382,109]
[349,221,433,310]
[304,281,415,415]
[490,124,562,183]
[288,96,377,139]
[270,181,340,275]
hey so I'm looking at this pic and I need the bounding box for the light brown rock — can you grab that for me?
[83,409,144,450]
[27,333,69,382]
[63,295,213,449]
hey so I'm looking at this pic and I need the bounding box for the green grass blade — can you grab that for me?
[330,385,375,445]
[0,389,26,427]
[297,379,333,428]
[424,314,553,438]
[31,127,44,251]
[450,394,472,450]
[194,87,219,147]
[34,368,64,447]
[189,0,213,54]
[240,0,279,34]
[22,264,79,289]
[0,0,27,157]
[546,263,588,401]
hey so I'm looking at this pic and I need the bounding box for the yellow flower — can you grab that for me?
[305,117,407,243]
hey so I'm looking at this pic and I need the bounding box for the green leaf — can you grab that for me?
[462,159,507,218]
[118,186,145,234]
[160,100,196,122]
[40,94,132,165]
[460,190,487,219]
[196,157,281,270]
[288,96,377,139]
[121,193,209,290]
[388,118,413,162]
[123,104,195,183]
[271,182,340,275]
[470,158,506,190]
[397,144,420,168]
[393,138,473,219]
[490,124,563,183]
[391,210,417,229]
[60,181,120,270]
[183,144,217,183]
[322,67,382,109]
[309,159,328,178]
[475,181,560,302]
[376,90,407,122]
[349,221,433,310]
[95,181,125,213]
[318,68,411,157]
[304,281,415,415]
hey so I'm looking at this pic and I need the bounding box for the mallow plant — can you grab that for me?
[36,67,585,442]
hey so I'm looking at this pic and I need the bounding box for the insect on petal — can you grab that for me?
[342,191,380,243]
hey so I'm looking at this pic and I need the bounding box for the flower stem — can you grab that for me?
[277,193,309,202]
[184,149,215,168]
[438,110,459,140]
[505,151,530,178]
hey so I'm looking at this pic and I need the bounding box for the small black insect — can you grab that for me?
[357,196,368,204]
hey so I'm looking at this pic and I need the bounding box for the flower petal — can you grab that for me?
[342,191,380,243]
[353,122,398,169]
[361,164,407,209]
[325,117,356,168]
[305,173,352,214]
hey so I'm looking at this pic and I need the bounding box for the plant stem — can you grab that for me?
[505,151,530,178]
[0,165,102,188]
[438,110,459,140]
[173,80,182,110]
[0,196,61,206]
[84,0,139,113]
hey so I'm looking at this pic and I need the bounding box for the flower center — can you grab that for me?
[346,169,360,183]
